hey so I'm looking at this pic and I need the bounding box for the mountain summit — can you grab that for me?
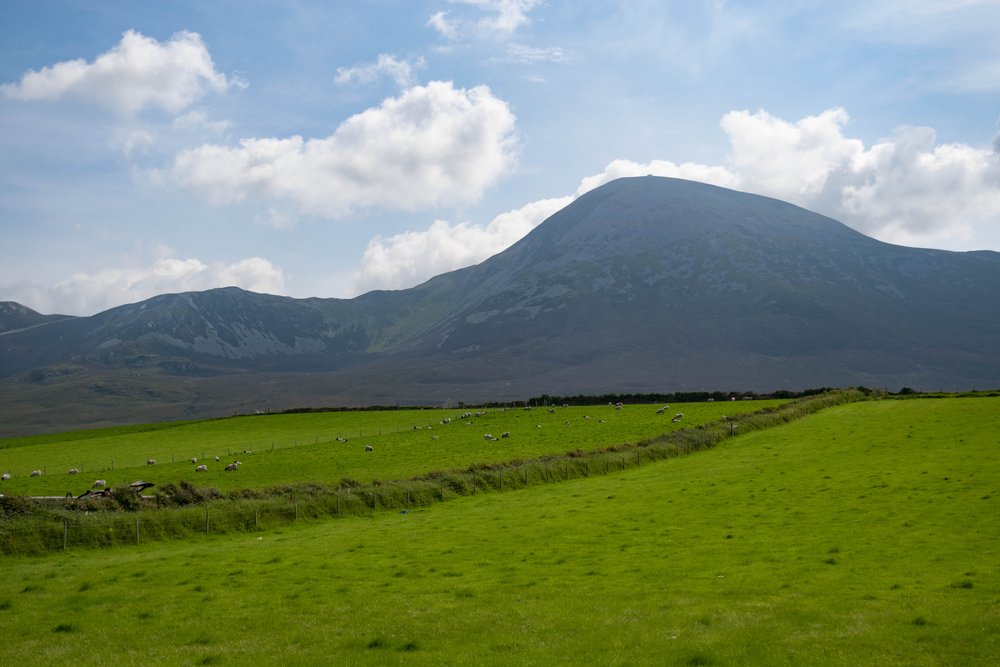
[3,177,999,433]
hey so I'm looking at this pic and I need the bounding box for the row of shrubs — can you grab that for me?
[0,389,865,555]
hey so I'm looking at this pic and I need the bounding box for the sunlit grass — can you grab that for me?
[1,396,997,664]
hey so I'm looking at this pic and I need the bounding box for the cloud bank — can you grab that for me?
[5,257,284,317]
[0,30,240,116]
[352,107,1000,293]
[171,81,517,219]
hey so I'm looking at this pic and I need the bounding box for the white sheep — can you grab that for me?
[191,457,198,464]
[195,464,208,472]
[31,469,41,477]
[146,459,156,465]
[365,445,374,452]
[500,431,510,439]
[1,473,10,481]
[224,462,240,471]
[68,468,79,475]
[92,479,106,488]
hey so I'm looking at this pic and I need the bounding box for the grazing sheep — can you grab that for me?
[214,456,220,461]
[672,412,684,422]
[615,402,624,410]
[483,434,497,441]
[431,435,439,440]
[195,464,208,472]
[31,469,42,477]
[146,459,156,465]
[1,472,10,481]
[500,432,510,439]
[224,462,240,471]
[365,445,374,452]
[68,468,79,475]
[547,408,556,414]
[92,479,106,488]
[656,405,670,415]
[191,457,198,464]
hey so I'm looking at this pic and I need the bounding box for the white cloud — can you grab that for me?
[501,44,571,64]
[352,196,570,293]
[0,30,241,116]
[351,107,1000,294]
[334,54,425,89]
[170,81,517,218]
[428,0,541,40]
[5,257,285,316]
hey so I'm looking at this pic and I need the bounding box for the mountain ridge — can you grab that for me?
[2,176,998,434]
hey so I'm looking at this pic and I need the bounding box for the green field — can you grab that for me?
[0,400,781,495]
[1,395,998,664]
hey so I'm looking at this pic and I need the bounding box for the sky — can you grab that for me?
[2,0,1000,316]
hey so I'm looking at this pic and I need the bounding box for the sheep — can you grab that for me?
[31,469,41,477]
[656,405,670,415]
[224,462,240,471]
[615,402,624,410]
[431,435,439,440]
[365,445,374,452]
[1,473,10,481]
[483,434,497,441]
[92,479,106,488]
[672,413,684,422]
[146,459,156,466]
[214,456,221,461]
[195,464,208,472]
[191,457,198,464]
[68,468,80,475]
[500,431,510,439]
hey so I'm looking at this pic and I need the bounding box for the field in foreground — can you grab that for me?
[1,396,998,665]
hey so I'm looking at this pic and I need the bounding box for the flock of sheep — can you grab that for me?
[0,401,698,488]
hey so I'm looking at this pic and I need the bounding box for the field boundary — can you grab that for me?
[0,389,865,555]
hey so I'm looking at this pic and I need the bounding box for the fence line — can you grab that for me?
[0,391,863,555]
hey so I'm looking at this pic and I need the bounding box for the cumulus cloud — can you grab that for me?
[428,0,540,40]
[352,195,570,293]
[0,30,241,116]
[351,107,1000,293]
[171,81,517,218]
[335,54,425,89]
[6,257,285,316]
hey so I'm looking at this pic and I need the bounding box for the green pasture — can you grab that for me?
[0,396,997,665]
[0,400,779,495]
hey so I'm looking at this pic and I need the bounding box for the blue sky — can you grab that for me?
[2,0,1000,315]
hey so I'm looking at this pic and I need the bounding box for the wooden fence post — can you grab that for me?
[135,519,140,545]
[63,520,68,550]
[205,508,210,534]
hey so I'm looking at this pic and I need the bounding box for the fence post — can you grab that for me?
[254,507,259,530]
[499,470,503,491]
[63,520,68,550]
[440,481,445,501]
[294,502,299,521]
[135,519,140,545]
[636,450,641,466]
[205,508,210,534]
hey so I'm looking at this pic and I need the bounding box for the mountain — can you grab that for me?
[0,301,75,335]
[2,176,999,434]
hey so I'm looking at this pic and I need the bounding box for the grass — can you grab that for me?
[0,395,997,664]
[0,400,784,495]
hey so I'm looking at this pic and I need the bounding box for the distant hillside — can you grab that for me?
[0,301,74,335]
[2,176,999,434]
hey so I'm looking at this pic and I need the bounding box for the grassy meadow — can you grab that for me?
[0,395,997,664]
[0,400,782,495]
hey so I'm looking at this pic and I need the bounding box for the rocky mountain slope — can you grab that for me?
[2,176,999,433]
